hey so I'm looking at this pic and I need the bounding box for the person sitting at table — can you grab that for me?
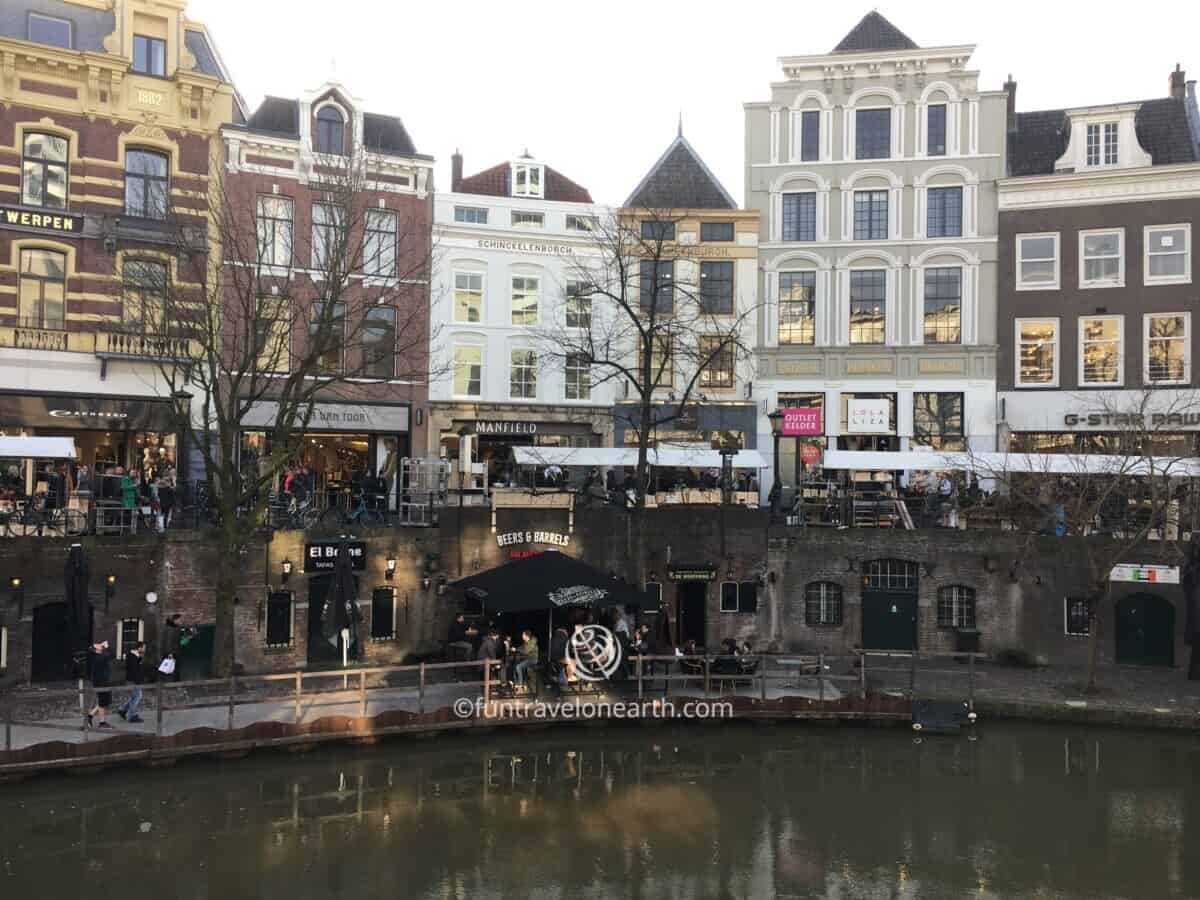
[446,613,475,661]
[513,629,539,689]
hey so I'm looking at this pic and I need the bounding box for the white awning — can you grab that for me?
[821,449,1200,477]
[0,436,78,459]
[511,446,767,470]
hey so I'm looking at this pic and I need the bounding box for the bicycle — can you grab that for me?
[3,498,87,537]
[285,495,322,530]
[322,490,387,528]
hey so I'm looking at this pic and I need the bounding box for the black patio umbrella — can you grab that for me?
[453,551,655,615]
[64,543,92,656]
[320,539,361,653]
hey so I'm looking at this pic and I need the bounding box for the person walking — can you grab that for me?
[117,641,147,723]
[86,640,115,730]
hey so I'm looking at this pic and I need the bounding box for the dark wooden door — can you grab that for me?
[1116,594,1174,666]
[861,590,917,651]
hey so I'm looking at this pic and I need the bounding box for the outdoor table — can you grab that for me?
[775,656,819,688]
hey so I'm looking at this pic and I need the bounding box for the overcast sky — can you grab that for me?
[188,0,1200,206]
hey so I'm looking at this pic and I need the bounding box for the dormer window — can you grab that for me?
[29,13,73,49]
[315,106,345,155]
[513,163,543,198]
[1086,122,1118,167]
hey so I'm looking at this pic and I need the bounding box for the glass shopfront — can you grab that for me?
[440,419,601,488]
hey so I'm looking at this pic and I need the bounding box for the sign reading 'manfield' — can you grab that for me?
[1,205,84,235]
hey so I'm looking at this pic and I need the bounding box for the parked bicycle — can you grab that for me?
[321,491,388,528]
[1,498,87,537]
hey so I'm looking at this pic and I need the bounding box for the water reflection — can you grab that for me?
[1,724,1198,899]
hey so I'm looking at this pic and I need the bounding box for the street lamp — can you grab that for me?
[767,410,784,520]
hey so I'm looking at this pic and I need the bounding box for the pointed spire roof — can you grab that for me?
[833,11,918,53]
[624,132,736,210]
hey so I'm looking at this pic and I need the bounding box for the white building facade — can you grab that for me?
[743,12,1005,498]
[429,154,613,482]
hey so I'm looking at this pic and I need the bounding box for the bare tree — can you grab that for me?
[133,140,435,674]
[536,209,757,581]
[968,389,1200,690]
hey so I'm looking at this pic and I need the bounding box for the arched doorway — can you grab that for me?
[1115,594,1175,666]
[860,559,919,651]
[31,601,92,683]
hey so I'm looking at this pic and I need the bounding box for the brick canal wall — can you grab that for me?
[0,508,1193,684]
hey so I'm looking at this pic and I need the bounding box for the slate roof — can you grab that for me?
[1008,98,1198,176]
[456,162,593,203]
[184,29,224,79]
[0,0,114,52]
[236,97,425,159]
[832,11,918,53]
[624,135,736,210]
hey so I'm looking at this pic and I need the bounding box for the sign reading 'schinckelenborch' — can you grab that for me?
[1,205,85,235]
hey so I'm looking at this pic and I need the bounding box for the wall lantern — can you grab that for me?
[421,575,431,590]
[436,575,448,596]
[145,591,158,605]
[10,576,23,617]
[281,559,293,584]
[105,574,117,611]
[385,557,397,581]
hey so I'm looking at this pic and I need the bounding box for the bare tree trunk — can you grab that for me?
[1085,580,1109,693]
[212,540,238,677]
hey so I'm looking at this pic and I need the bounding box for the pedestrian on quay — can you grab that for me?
[118,641,147,723]
[86,640,115,730]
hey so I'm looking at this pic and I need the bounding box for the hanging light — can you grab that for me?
[385,557,397,581]
[281,559,293,584]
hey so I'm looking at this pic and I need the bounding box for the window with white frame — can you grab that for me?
[1016,233,1060,290]
[778,271,816,345]
[923,267,961,344]
[512,163,543,198]
[565,281,591,329]
[565,353,591,400]
[853,190,888,241]
[1016,318,1059,386]
[311,202,345,269]
[454,272,483,323]
[1086,123,1118,167]
[256,196,294,267]
[511,211,544,229]
[804,582,843,626]
[453,344,482,397]
[782,192,816,241]
[855,108,891,160]
[510,275,539,325]
[454,206,488,225]
[926,187,962,238]
[1145,313,1190,384]
[1,624,8,672]
[936,586,976,629]
[1144,224,1191,284]
[1079,316,1123,386]
[927,104,948,157]
[29,12,73,48]
[364,209,398,277]
[510,349,537,399]
[1065,597,1091,636]
[849,270,886,345]
[1080,229,1124,287]
[799,110,820,162]
[566,214,597,232]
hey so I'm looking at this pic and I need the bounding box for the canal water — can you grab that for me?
[1,723,1198,899]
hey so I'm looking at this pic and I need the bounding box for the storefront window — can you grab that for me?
[310,301,344,374]
[122,259,167,332]
[363,306,396,379]
[913,393,964,450]
[19,248,66,330]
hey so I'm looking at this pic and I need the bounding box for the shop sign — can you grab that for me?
[477,239,572,255]
[1064,412,1200,429]
[474,420,538,435]
[0,393,175,430]
[1,204,84,235]
[304,541,368,572]
[1110,564,1179,584]
[495,530,571,548]
[781,407,823,437]
[847,399,890,434]
[243,401,409,433]
[548,585,609,606]
[668,565,717,582]
[799,443,822,466]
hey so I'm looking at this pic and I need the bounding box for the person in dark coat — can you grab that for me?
[86,640,115,730]
[118,642,147,723]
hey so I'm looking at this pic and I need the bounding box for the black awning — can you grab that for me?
[453,552,653,615]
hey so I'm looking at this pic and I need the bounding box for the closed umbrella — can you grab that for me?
[320,539,360,656]
[64,543,91,657]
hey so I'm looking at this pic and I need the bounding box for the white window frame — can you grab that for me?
[1085,122,1119,167]
[1064,597,1090,637]
[1143,223,1192,286]
[1015,317,1060,388]
[452,343,484,399]
[454,206,488,225]
[564,353,592,401]
[509,347,538,400]
[0,624,7,671]
[565,214,597,233]
[511,210,544,230]
[452,270,484,324]
[1077,314,1124,387]
[1015,232,1060,291]
[1143,312,1191,386]
[510,274,540,326]
[512,163,544,198]
[115,618,145,658]
[1078,228,1125,289]
[29,12,73,48]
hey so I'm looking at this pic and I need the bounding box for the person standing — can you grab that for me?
[118,642,147,723]
[548,626,570,690]
[446,613,475,662]
[86,640,115,730]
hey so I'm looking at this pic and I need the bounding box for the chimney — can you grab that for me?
[451,150,463,191]
[1170,64,1187,100]
[1003,74,1018,135]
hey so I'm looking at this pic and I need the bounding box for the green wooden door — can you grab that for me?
[1116,594,1174,667]
[861,589,917,651]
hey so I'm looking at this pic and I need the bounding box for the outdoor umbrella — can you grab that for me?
[64,543,91,656]
[452,551,654,615]
[320,539,361,652]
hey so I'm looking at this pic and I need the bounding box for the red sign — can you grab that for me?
[799,443,822,466]
[782,407,823,437]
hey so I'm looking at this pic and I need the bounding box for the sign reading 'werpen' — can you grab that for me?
[1,205,84,235]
